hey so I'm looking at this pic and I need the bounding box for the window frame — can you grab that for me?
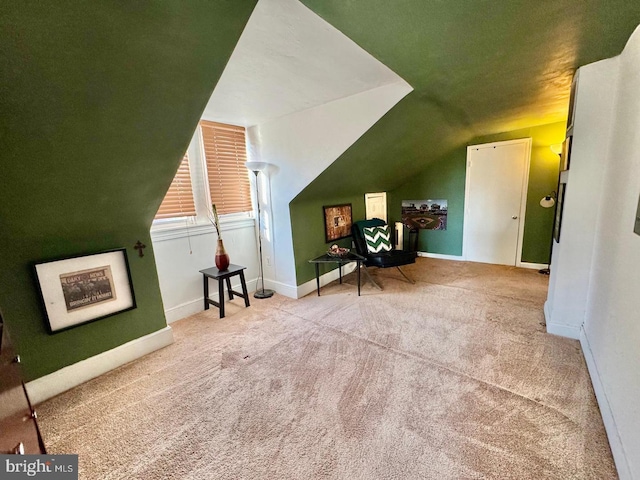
[151,122,254,240]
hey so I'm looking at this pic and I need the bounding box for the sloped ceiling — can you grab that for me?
[0,0,258,379]
[294,0,640,200]
[203,0,408,127]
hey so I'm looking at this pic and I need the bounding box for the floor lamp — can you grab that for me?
[538,192,556,275]
[245,162,275,299]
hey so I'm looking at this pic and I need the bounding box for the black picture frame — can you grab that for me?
[34,248,136,334]
[323,204,353,243]
[553,183,566,243]
[560,135,572,171]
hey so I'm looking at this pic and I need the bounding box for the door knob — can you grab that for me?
[512,215,518,219]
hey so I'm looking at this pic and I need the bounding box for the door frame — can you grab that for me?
[462,138,532,267]
[365,192,387,222]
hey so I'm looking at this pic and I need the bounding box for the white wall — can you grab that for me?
[151,128,260,323]
[152,220,260,323]
[582,25,640,480]
[546,25,640,479]
[247,81,412,296]
[545,57,619,339]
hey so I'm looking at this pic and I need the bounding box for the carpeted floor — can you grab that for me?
[38,258,616,479]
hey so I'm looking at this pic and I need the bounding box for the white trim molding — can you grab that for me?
[544,299,581,340]
[164,278,259,323]
[580,327,632,480]
[164,298,203,324]
[546,321,580,340]
[151,217,254,243]
[417,252,465,261]
[519,262,548,270]
[543,300,551,326]
[26,326,174,405]
[294,263,358,299]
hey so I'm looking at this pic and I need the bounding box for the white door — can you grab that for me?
[463,139,531,266]
[365,192,387,222]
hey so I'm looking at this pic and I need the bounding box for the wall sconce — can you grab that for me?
[538,190,557,275]
[550,144,563,155]
[540,191,556,208]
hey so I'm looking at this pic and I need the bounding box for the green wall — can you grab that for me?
[0,1,256,380]
[291,195,365,285]
[390,122,565,263]
[288,1,640,285]
[296,0,640,201]
[388,152,467,256]
[291,122,563,286]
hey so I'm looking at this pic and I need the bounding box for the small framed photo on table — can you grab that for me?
[34,248,136,333]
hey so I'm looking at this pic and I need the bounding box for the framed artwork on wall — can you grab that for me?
[401,199,448,230]
[553,183,567,243]
[560,135,572,171]
[323,204,353,243]
[34,248,136,333]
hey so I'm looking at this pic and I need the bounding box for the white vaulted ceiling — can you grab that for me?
[201,0,410,127]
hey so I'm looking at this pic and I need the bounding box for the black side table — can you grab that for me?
[199,264,250,318]
[308,252,365,296]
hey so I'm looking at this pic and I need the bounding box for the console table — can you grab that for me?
[199,264,250,318]
[308,252,365,296]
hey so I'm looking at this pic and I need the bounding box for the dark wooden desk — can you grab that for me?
[308,252,365,296]
[199,264,250,318]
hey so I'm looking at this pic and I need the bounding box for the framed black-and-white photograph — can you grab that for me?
[323,204,353,242]
[35,249,136,333]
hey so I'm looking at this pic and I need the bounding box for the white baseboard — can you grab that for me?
[417,252,465,261]
[519,262,549,270]
[26,326,174,405]
[256,264,358,300]
[262,278,298,299]
[543,301,551,326]
[545,321,580,339]
[164,278,259,323]
[296,263,358,299]
[580,328,631,480]
[165,299,205,324]
[416,253,548,270]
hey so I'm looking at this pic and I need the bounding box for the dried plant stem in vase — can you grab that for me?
[210,204,229,271]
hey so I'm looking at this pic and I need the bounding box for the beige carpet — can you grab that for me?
[38,258,616,479]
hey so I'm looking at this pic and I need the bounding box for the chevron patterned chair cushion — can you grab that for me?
[352,218,416,269]
[363,225,393,253]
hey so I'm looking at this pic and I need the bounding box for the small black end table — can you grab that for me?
[199,264,250,318]
[308,252,365,296]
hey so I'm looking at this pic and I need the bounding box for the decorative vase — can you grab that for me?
[215,238,230,271]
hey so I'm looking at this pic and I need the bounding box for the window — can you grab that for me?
[155,154,196,220]
[200,120,251,215]
[154,121,252,224]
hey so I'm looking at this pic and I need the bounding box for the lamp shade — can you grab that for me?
[540,196,555,208]
[550,144,563,155]
[245,161,269,172]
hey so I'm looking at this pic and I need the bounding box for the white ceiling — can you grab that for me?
[201,0,409,127]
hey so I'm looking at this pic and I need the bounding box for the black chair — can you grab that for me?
[352,218,417,289]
